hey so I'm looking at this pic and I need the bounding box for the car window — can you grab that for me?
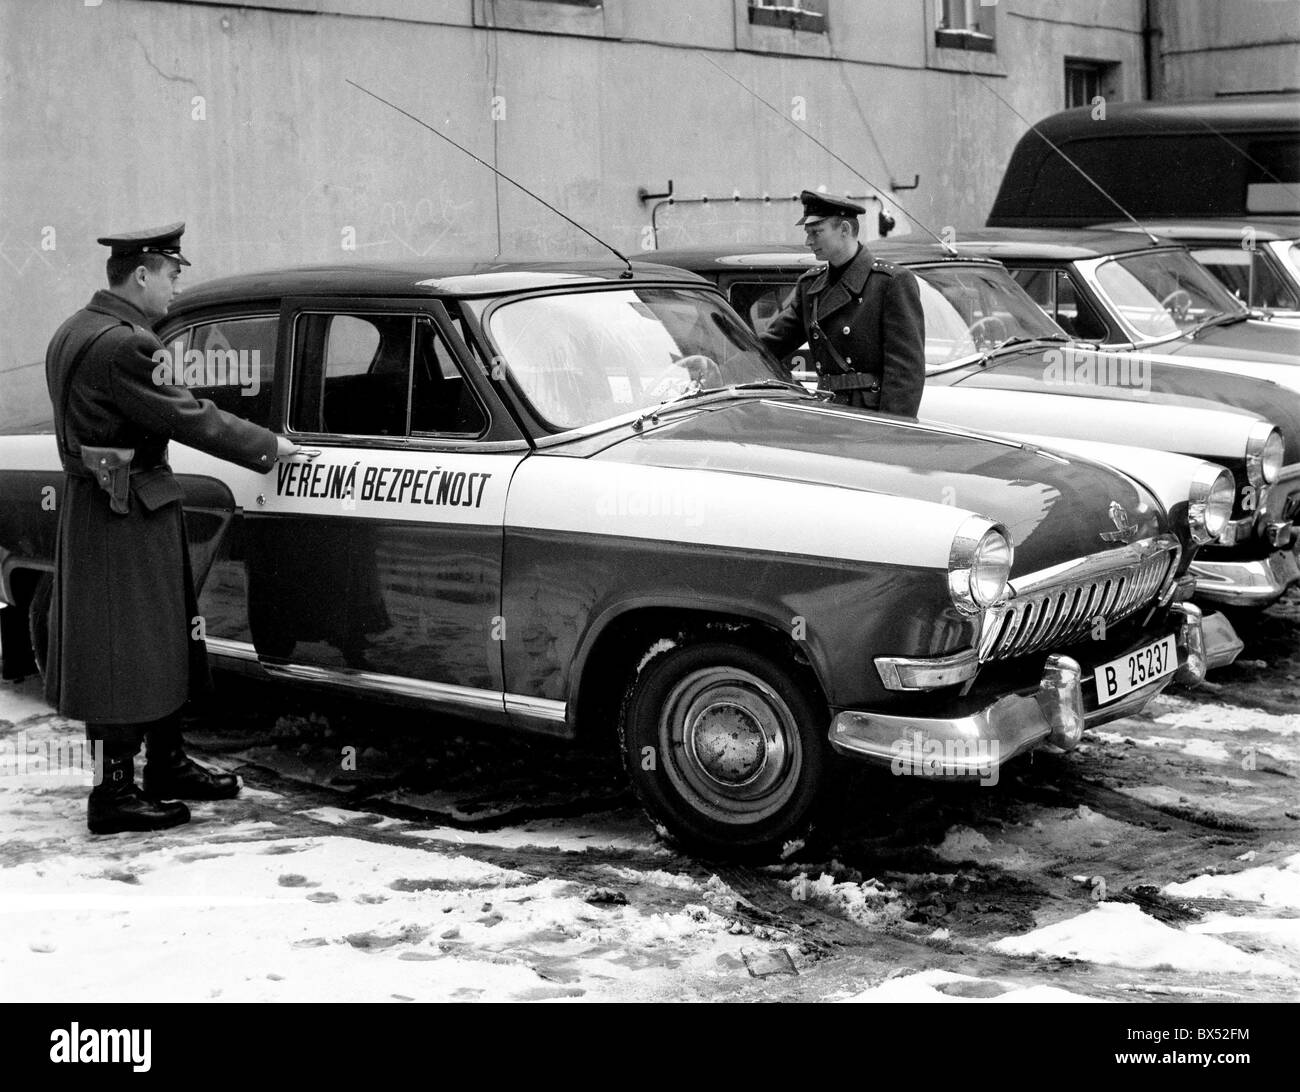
[290,312,486,438]
[1190,246,1299,310]
[1093,250,1245,337]
[169,315,278,427]
[1054,271,1109,340]
[481,287,785,431]
[910,265,1062,367]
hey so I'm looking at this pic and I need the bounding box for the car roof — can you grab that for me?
[1092,219,1300,242]
[648,239,1006,270]
[1028,94,1300,142]
[169,257,708,315]
[949,227,1183,260]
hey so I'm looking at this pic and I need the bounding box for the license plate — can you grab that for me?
[1093,634,1177,705]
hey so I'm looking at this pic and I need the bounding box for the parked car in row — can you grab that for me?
[1097,219,1300,327]
[984,93,1300,324]
[949,229,1300,364]
[0,258,1234,856]
[648,243,1300,609]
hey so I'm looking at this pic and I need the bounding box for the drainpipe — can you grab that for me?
[1142,0,1162,100]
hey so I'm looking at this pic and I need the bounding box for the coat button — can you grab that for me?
[842,326,851,334]
[811,330,819,339]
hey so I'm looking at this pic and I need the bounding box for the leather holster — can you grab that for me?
[80,446,135,515]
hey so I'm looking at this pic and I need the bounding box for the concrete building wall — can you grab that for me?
[1150,0,1300,98]
[0,0,1159,426]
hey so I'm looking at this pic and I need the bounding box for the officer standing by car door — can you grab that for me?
[44,223,300,834]
[759,191,925,416]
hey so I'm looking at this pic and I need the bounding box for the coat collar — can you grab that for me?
[807,243,876,315]
[86,289,153,330]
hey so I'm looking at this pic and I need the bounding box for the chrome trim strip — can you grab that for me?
[1008,535,1180,597]
[205,637,259,663]
[259,661,506,712]
[1190,549,1300,605]
[504,695,568,722]
[875,647,981,691]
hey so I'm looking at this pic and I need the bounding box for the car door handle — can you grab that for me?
[297,448,323,459]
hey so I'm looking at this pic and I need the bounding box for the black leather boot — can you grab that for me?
[143,723,241,801]
[88,747,190,835]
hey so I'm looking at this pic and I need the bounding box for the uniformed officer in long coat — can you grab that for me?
[759,191,925,416]
[44,223,298,834]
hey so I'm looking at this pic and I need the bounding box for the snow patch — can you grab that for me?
[1164,852,1300,909]
[839,969,1103,1003]
[992,902,1295,976]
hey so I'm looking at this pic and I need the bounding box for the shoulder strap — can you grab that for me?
[55,323,124,463]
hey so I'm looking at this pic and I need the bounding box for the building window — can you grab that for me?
[935,0,995,53]
[1065,59,1119,109]
[748,1,828,34]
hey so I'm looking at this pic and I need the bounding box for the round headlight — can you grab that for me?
[949,517,1014,614]
[1245,423,1284,487]
[1263,429,1284,485]
[1188,466,1236,544]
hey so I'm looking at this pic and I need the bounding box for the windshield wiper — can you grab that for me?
[1188,311,1249,337]
[988,334,1071,352]
[631,381,707,430]
[727,379,810,392]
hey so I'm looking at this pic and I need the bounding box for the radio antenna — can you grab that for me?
[959,62,1161,245]
[346,79,635,275]
[702,56,954,252]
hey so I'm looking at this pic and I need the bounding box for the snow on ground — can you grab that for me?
[1145,696,1300,765]
[990,902,1295,977]
[0,830,777,1002]
[837,969,1102,1003]
[396,815,665,855]
[1163,852,1300,909]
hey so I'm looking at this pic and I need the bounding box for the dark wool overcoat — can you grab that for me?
[44,290,278,724]
[759,244,926,417]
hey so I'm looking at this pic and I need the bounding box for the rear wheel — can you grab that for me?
[618,640,831,859]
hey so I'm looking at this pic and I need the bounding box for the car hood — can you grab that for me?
[1163,319,1300,363]
[592,397,1166,578]
[948,347,1300,463]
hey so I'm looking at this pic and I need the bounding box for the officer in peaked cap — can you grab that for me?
[43,222,302,834]
[759,189,925,416]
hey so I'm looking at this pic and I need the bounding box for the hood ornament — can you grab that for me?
[1100,501,1139,544]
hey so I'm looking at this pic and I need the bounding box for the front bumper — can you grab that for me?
[829,603,1213,780]
[1191,547,1300,607]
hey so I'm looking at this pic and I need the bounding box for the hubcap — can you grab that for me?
[659,666,802,825]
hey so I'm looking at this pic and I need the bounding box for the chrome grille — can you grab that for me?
[979,537,1178,662]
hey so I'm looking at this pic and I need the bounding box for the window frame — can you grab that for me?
[156,310,282,429]
[281,298,509,448]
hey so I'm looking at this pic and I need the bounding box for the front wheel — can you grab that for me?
[618,641,832,858]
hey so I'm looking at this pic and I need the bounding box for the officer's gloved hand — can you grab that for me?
[676,354,723,389]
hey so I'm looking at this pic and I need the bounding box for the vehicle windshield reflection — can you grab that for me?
[483,288,789,431]
[1093,250,1247,339]
[911,266,1065,371]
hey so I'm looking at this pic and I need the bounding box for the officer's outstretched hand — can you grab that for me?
[275,435,312,462]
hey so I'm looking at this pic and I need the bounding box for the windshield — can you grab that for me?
[481,287,789,430]
[909,265,1065,370]
[1091,249,1247,339]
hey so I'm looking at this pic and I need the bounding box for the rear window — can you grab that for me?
[1020,134,1300,219]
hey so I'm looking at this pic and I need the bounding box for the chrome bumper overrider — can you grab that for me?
[1190,548,1300,606]
[832,604,1209,778]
